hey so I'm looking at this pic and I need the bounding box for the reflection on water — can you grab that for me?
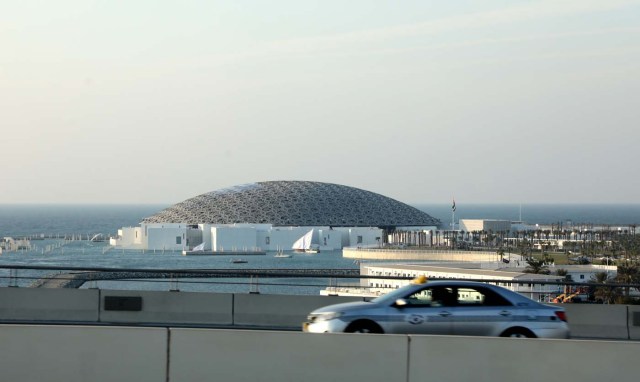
[0,239,359,294]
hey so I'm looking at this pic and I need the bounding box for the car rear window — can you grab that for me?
[457,287,512,306]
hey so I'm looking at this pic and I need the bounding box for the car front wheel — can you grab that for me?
[345,320,383,334]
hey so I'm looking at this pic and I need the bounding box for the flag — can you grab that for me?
[193,242,205,251]
[452,198,456,212]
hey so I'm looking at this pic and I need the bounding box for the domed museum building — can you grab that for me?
[111,181,440,252]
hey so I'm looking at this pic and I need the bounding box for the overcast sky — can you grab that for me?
[2,0,639,205]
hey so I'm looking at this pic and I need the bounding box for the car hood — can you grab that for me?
[311,301,374,314]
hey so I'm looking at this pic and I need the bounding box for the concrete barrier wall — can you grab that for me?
[99,290,233,325]
[232,294,363,328]
[170,329,409,382]
[1,324,639,382]
[563,304,629,339]
[409,334,640,382]
[0,325,167,382]
[628,305,640,340]
[0,287,637,339]
[0,288,99,321]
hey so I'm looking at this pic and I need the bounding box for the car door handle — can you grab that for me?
[500,311,512,317]
[439,311,451,317]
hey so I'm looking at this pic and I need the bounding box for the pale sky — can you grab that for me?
[2,0,639,204]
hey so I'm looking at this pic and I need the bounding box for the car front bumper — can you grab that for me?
[303,319,349,333]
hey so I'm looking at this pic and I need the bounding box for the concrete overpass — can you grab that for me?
[0,287,639,381]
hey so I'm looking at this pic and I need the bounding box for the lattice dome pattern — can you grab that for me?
[143,181,441,227]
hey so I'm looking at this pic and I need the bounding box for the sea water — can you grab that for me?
[416,203,640,226]
[0,204,359,292]
[2,203,639,238]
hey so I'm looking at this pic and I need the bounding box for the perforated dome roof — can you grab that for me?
[143,181,440,227]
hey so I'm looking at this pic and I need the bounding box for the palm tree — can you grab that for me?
[591,271,619,304]
[615,262,640,299]
[524,257,550,275]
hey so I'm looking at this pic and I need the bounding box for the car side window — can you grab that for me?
[456,287,512,307]
[403,288,434,307]
[404,286,456,307]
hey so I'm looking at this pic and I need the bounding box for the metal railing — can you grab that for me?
[1,265,638,303]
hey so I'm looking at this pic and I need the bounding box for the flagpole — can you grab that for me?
[451,198,456,231]
[452,209,454,231]
[451,198,456,250]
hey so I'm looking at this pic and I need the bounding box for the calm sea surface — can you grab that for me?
[1,203,639,238]
[0,203,638,293]
[416,203,640,226]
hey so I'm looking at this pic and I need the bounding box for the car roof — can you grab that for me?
[423,280,498,287]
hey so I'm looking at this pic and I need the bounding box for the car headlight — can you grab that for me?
[312,312,344,322]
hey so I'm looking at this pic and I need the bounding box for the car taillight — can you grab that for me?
[555,311,567,322]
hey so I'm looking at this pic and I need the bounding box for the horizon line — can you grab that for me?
[2,202,640,206]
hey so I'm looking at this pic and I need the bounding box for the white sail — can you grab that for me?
[292,229,313,250]
[192,242,205,251]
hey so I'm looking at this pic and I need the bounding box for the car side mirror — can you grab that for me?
[394,299,408,308]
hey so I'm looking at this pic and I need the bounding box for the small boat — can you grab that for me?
[274,246,292,258]
[231,259,248,264]
[90,233,106,242]
[291,229,320,254]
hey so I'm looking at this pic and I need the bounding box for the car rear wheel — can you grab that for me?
[501,328,536,338]
[345,321,383,334]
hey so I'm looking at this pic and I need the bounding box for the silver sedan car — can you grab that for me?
[303,279,569,338]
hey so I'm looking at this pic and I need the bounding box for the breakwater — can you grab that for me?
[27,268,361,288]
[343,247,507,261]
[10,234,107,241]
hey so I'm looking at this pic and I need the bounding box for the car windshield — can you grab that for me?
[371,284,420,304]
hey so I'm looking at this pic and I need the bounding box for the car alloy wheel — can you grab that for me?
[346,321,382,334]
[501,328,535,338]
